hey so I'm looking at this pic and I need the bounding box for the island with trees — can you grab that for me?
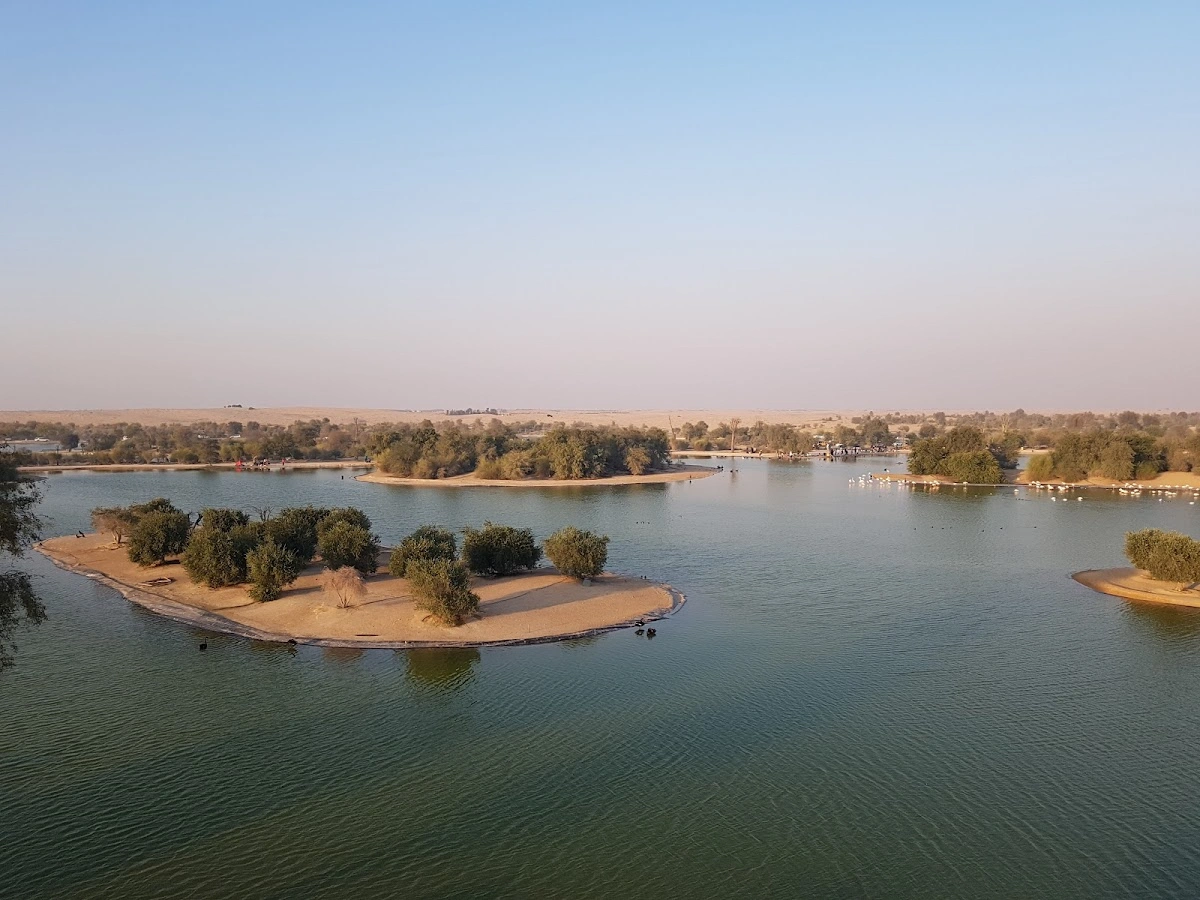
[37,501,683,647]
[1073,529,1200,608]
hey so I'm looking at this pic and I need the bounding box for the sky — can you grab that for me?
[2,1,1197,412]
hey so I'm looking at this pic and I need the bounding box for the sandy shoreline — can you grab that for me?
[357,464,717,488]
[1072,568,1200,609]
[38,534,684,648]
[872,471,1200,491]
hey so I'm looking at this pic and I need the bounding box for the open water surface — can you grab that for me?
[3,461,1200,898]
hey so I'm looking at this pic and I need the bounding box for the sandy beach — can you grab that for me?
[1073,568,1200,609]
[357,463,717,488]
[38,534,683,647]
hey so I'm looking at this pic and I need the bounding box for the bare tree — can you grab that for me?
[320,567,368,609]
[728,418,741,453]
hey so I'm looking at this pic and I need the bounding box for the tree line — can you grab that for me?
[92,501,612,626]
[370,424,672,480]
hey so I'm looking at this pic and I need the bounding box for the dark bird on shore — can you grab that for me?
[199,641,208,651]
[287,638,297,645]
[646,628,657,638]
[76,531,85,538]
[635,620,645,626]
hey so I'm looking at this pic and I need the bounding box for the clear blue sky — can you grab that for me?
[2,1,1197,411]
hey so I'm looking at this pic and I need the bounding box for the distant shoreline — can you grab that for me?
[19,460,370,474]
[1073,568,1200,609]
[357,463,717,488]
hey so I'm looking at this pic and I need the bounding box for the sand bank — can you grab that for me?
[357,464,716,488]
[1072,568,1200,609]
[38,534,683,648]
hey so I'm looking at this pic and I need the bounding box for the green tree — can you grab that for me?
[199,507,249,533]
[264,506,330,563]
[1125,529,1200,583]
[318,520,380,574]
[543,527,609,580]
[127,506,191,567]
[1025,452,1055,481]
[246,539,302,601]
[942,451,1004,484]
[407,558,480,625]
[1,458,46,669]
[181,523,261,588]
[461,522,542,576]
[389,525,457,577]
[624,446,652,476]
[1097,440,1135,481]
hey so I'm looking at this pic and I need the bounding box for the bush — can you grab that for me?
[1125,529,1200,583]
[1025,452,1055,481]
[389,526,457,577]
[543,527,609,580]
[407,558,480,625]
[246,539,302,601]
[320,566,368,608]
[941,450,1003,485]
[181,523,262,587]
[126,506,191,567]
[317,507,373,537]
[199,507,249,533]
[264,506,329,563]
[318,520,380,574]
[461,522,542,576]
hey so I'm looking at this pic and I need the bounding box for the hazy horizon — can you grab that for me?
[4,2,1198,411]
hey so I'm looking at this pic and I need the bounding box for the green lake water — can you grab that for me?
[3,461,1200,898]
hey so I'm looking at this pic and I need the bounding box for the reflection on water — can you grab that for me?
[1121,600,1200,642]
[7,461,1200,899]
[405,647,480,689]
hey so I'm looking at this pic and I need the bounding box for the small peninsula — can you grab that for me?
[358,464,715,488]
[39,534,683,647]
[1073,569,1200,609]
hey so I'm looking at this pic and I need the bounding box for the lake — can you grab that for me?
[4,460,1200,898]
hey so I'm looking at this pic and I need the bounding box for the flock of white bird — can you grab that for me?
[851,475,1199,505]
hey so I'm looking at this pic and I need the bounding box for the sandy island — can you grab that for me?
[1073,568,1200,609]
[357,463,716,488]
[38,534,683,648]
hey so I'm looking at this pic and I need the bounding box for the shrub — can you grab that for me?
[941,450,1003,485]
[318,520,380,574]
[389,526,457,577]
[1024,452,1055,481]
[320,566,368,608]
[407,558,480,625]
[199,507,249,533]
[317,507,373,537]
[264,506,329,563]
[461,522,542,576]
[127,507,191,567]
[246,539,302,601]
[543,527,609,580]
[1125,529,1200,583]
[181,523,262,587]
